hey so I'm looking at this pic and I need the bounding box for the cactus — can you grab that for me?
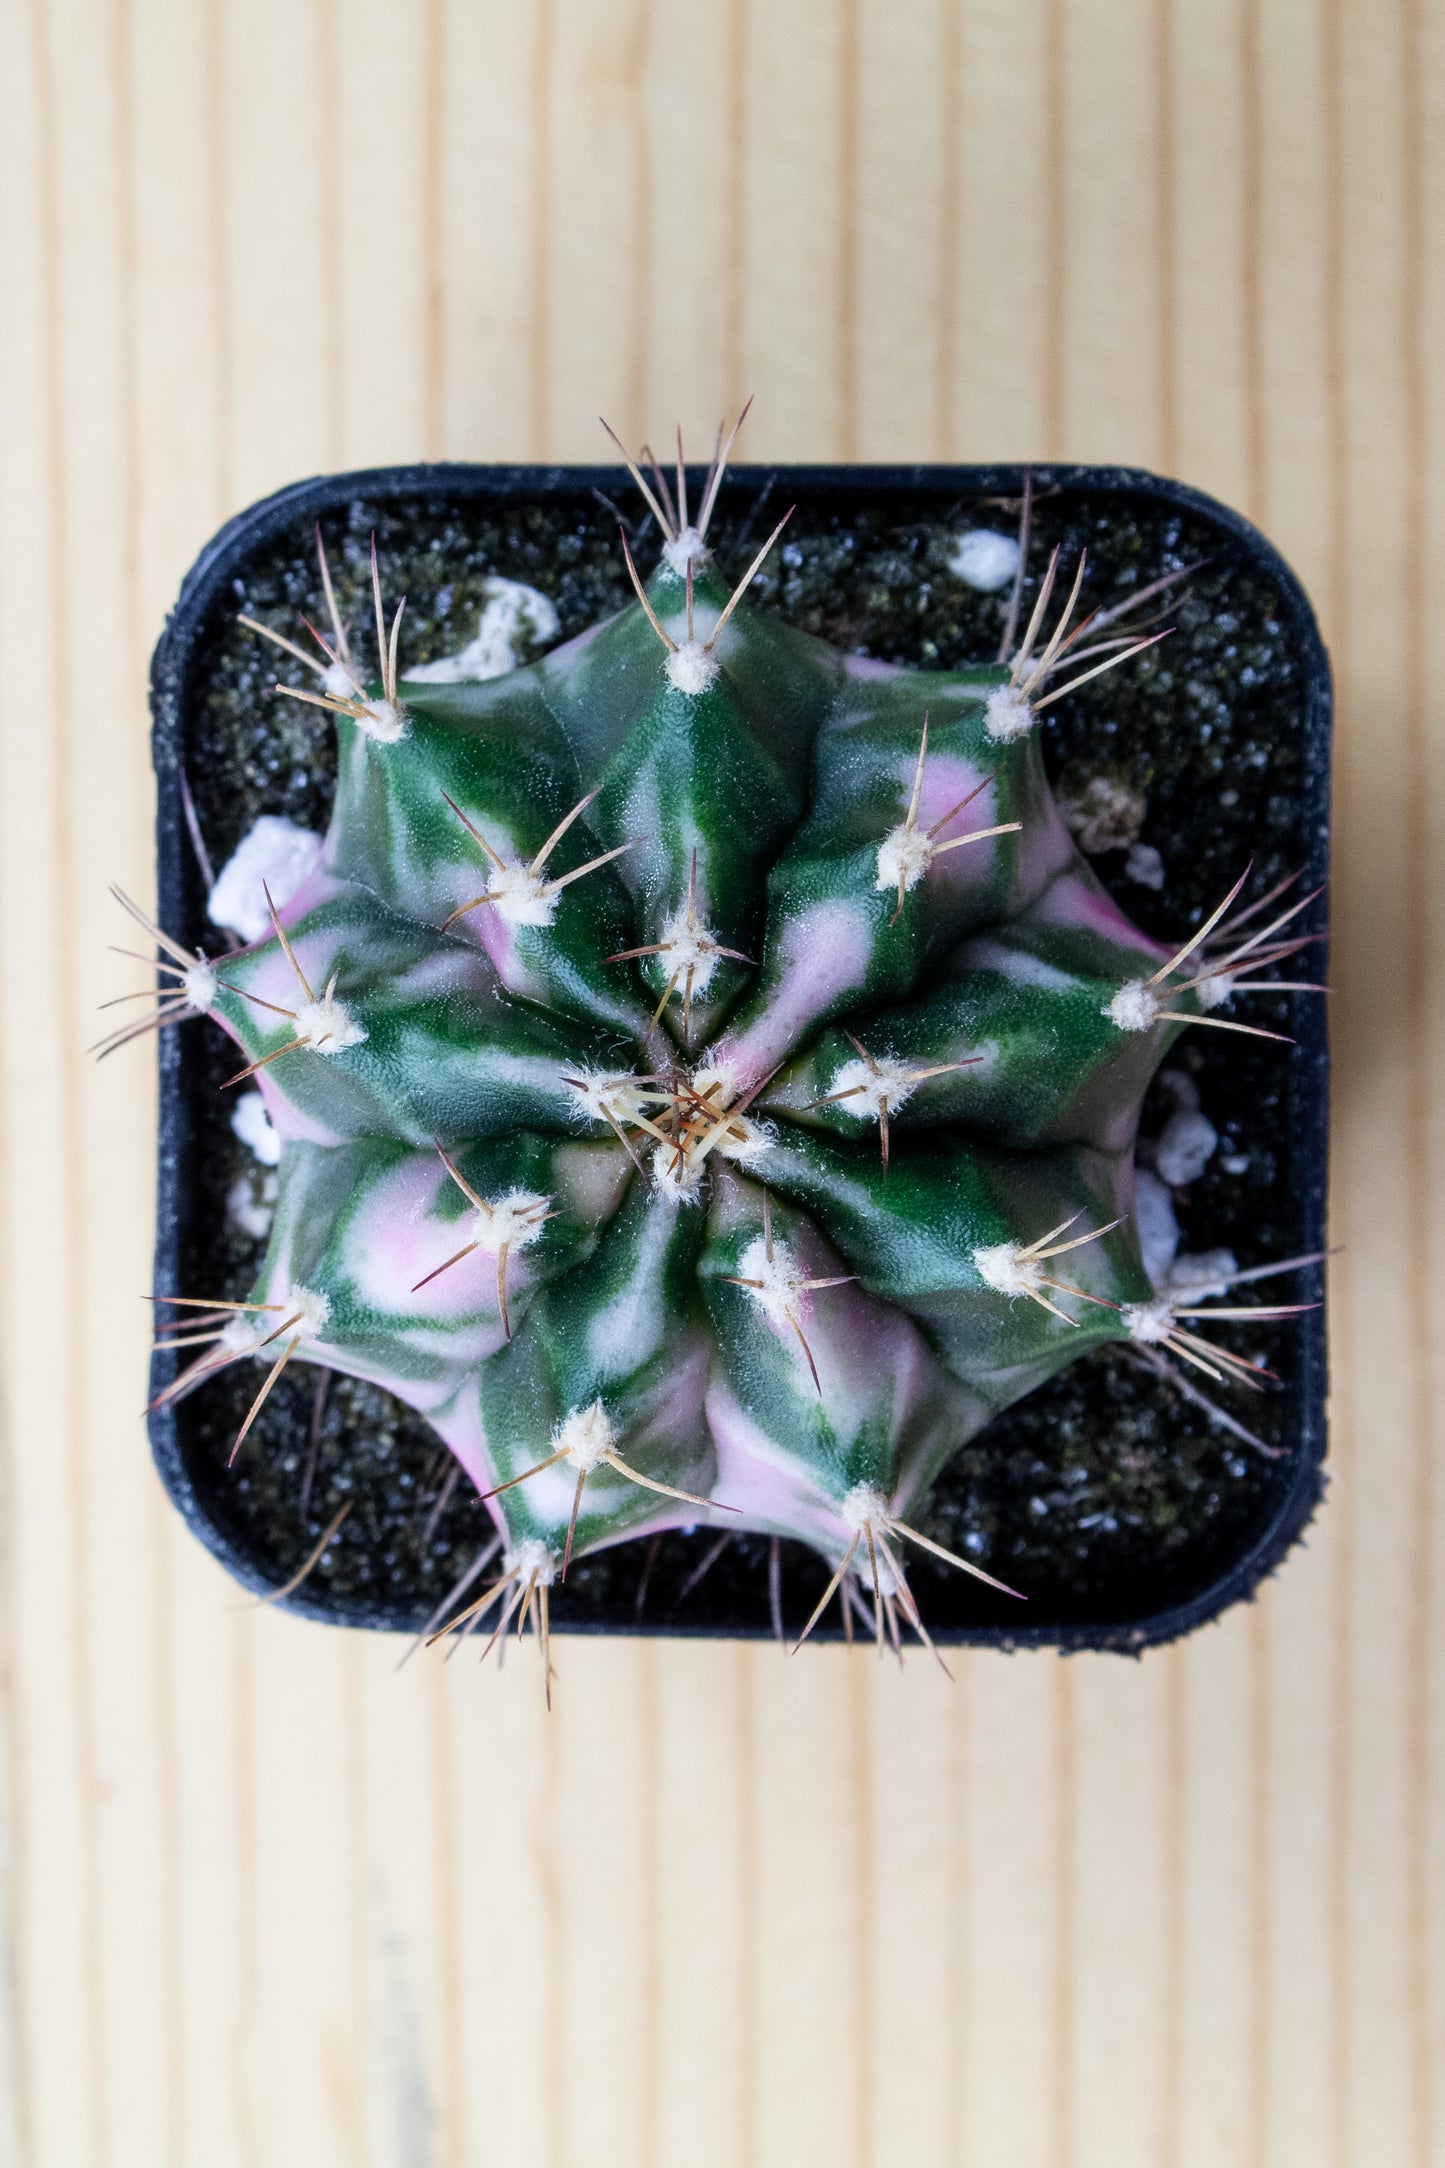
[121,420,1323,1679]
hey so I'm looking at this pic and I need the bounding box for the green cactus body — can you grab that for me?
[158,475,1307,1641]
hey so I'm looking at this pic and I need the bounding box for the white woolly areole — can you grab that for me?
[288,1284,331,1339]
[654,904,723,993]
[972,1241,1044,1298]
[568,1069,649,1127]
[225,1283,329,1356]
[662,527,710,576]
[984,685,1034,743]
[553,1398,616,1473]
[183,957,219,1012]
[294,991,368,1054]
[826,1055,926,1122]
[841,1482,891,1532]
[473,1189,550,1252]
[1123,1297,1176,1345]
[875,822,934,897]
[479,860,558,927]
[1195,971,1235,1011]
[710,1114,772,1167]
[1106,979,1161,1032]
[689,1063,735,1109]
[665,641,720,697]
[504,1537,557,1588]
[735,1234,809,1327]
[650,1144,704,1206]
[354,696,408,745]
[207,815,324,943]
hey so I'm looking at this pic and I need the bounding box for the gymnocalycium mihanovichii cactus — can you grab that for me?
[112,419,1325,1689]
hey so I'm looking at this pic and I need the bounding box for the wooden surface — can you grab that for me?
[0,1,1440,2161]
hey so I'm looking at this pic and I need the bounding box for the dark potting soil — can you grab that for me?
[157,464,1329,1647]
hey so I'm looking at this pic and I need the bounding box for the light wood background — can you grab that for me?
[0,1,1440,2162]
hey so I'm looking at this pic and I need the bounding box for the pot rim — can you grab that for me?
[148,458,1332,1652]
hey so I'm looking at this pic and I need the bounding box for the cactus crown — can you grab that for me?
[125,419,1324,1676]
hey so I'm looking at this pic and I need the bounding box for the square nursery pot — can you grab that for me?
[146,459,1330,1653]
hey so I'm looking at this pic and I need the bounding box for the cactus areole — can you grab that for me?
[143,452,1330,1658]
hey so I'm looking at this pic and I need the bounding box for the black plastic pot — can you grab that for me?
[148,461,1331,1650]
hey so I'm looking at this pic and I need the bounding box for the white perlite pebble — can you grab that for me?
[1166,1247,1237,1300]
[947,529,1021,592]
[1056,774,1146,855]
[1133,1167,1181,1289]
[231,1090,281,1166]
[403,577,560,684]
[226,1172,278,1241]
[1125,842,1165,890]
[1154,1107,1218,1187]
[208,816,324,944]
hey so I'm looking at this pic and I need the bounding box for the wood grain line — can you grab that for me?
[735,1649,758,2168]
[1321,1,1354,2162]
[205,0,233,512]
[935,0,961,460]
[1158,1650,1185,2168]
[316,0,344,468]
[637,1642,661,2168]
[836,0,860,460]
[1043,0,1067,458]
[230,1613,258,2168]
[431,1665,464,2168]
[1397,2,1435,2161]
[422,0,446,460]
[1246,1607,1273,2168]
[723,0,748,417]
[529,0,555,460]
[944,1658,969,2168]
[28,0,104,2157]
[1153,0,1179,473]
[343,1644,366,2167]
[1052,1662,1076,2168]
[849,1653,874,2168]
[539,1695,564,2168]
[626,1,654,448]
